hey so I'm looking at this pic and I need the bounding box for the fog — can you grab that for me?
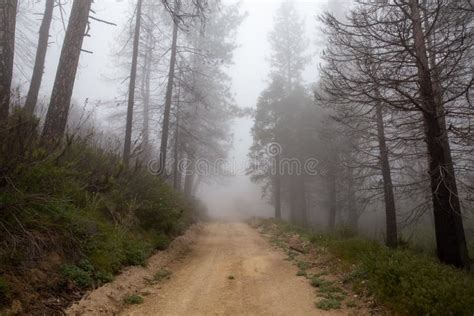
[14,0,339,219]
[9,0,473,254]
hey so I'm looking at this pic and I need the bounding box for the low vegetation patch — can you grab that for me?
[154,268,172,281]
[315,298,341,310]
[0,112,196,314]
[123,294,144,305]
[257,219,474,315]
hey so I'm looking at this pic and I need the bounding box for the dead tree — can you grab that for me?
[320,0,471,267]
[123,0,143,166]
[375,99,398,248]
[41,0,92,146]
[24,0,54,116]
[408,0,470,269]
[0,0,18,123]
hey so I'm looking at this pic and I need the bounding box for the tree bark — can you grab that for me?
[297,176,307,226]
[159,5,179,175]
[140,41,152,160]
[183,155,195,198]
[289,176,298,223]
[375,100,398,248]
[40,0,92,146]
[409,0,470,269]
[24,0,54,116]
[274,153,282,219]
[173,88,181,190]
[0,0,17,123]
[123,0,143,167]
[327,158,337,230]
[347,168,358,232]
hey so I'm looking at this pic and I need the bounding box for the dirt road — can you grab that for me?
[121,223,345,316]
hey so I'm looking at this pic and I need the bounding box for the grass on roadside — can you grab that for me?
[124,294,144,305]
[258,219,474,315]
[154,269,172,282]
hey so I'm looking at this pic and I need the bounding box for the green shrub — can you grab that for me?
[154,269,171,281]
[310,276,326,288]
[315,298,340,310]
[361,249,474,315]
[263,219,474,315]
[124,294,144,305]
[61,265,93,288]
[0,123,194,308]
[95,271,114,284]
[152,233,171,250]
[296,260,310,270]
[123,239,151,266]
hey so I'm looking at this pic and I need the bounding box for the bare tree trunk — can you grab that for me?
[192,175,202,196]
[327,158,337,230]
[409,0,470,269]
[0,0,17,123]
[183,155,195,198]
[140,40,152,160]
[297,176,307,226]
[347,168,358,231]
[173,88,181,190]
[375,100,398,248]
[289,176,298,223]
[159,4,179,175]
[24,0,54,116]
[40,0,92,146]
[123,0,143,167]
[274,153,282,219]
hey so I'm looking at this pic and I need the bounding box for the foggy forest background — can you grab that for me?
[0,0,473,312]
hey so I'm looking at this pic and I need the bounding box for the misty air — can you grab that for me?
[0,0,473,314]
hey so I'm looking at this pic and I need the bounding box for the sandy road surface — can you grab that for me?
[122,222,345,316]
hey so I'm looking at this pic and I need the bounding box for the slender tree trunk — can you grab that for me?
[347,168,358,231]
[123,0,143,167]
[192,175,202,196]
[40,0,92,146]
[289,176,298,223]
[184,154,195,198]
[24,0,54,116]
[297,176,307,226]
[409,0,470,269]
[274,153,282,219]
[140,42,152,160]
[173,88,181,190]
[375,100,398,248]
[327,158,337,230]
[159,4,179,175]
[0,0,17,123]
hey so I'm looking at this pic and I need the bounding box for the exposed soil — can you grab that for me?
[69,222,372,315]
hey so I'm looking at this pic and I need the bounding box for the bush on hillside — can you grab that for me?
[0,111,194,311]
